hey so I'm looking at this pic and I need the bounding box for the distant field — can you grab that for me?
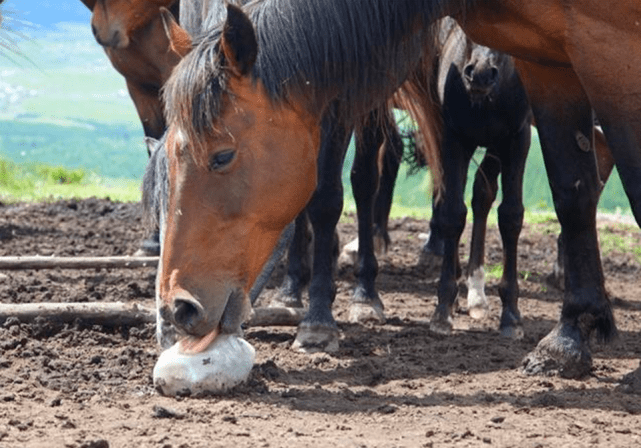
[0,22,634,218]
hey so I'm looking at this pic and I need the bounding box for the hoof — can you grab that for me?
[269,292,304,309]
[134,244,160,257]
[500,324,524,340]
[418,251,442,272]
[292,323,340,353]
[521,323,592,378]
[468,305,488,320]
[617,362,641,394]
[338,238,359,266]
[429,314,453,335]
[348,301,386,324]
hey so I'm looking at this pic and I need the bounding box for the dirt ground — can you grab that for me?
[0,198,640,448]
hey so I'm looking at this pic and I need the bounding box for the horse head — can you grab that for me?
[460,36,512,105]
[87,0,177,49]
[158,5,319,349]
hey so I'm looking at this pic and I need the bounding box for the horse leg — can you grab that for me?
[292,113,350,353]
[516,61,615,378]
[551,125,614,289]
[429,131,474,335]
[349,111,386,324]
[271,212,312,308]
[495,126,531,339]
[465,151,501,321]
[372,114,404,254]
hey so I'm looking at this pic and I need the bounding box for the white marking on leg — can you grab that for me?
[467,267,488,319]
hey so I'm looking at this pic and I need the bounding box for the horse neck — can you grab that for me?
[249,0,462,122]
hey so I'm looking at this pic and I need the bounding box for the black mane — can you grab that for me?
[163,0,462,153]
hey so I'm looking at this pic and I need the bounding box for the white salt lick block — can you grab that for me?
[153,334,256,396]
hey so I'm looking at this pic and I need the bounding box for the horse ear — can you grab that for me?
[160,7,192,58]
[80,0,97,11]
[220,4,258,77]
[145,137,160,156]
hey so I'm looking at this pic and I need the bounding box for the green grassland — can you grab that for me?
[0,24,634,222]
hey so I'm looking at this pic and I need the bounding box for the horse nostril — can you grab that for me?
[173,298,202,331]
[490,67,499,83]
[464,64,474,81]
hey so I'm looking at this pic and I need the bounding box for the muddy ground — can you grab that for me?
[0,198,640,448]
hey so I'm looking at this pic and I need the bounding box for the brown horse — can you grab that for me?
[159,0,641,379]
[80,0,189,140]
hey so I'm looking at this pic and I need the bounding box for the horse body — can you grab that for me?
[158,0,448,351]
[418,19,532,338]
[82,1,188,140]
[158,0,641,378]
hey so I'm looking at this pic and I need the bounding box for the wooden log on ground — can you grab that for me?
[0,302,155,326]
[0,302,305,327]
[0,256,159,270]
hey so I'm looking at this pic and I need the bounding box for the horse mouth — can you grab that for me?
[178,324,221,354]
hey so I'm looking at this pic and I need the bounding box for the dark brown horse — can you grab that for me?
[80,0,189,140]
[158,0,641,379]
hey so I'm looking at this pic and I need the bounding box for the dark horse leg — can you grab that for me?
[491,127,530,339]
[273,212,313,308]
[348,111,387,323]
[550,125,615,289]
[429,129,475,335]
[291,110,350,353]
[517,62,616,378]
[372,115,404,254]
[465,152,501,320]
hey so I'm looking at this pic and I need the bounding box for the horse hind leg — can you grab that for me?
[516,62,615,379]
[429,131,473,335]
[271,212,312,308]
[465,151,501,321]
[549,125,614,290]
[372,114,403,256]
[348,110,388,324]
[292,112,350,353]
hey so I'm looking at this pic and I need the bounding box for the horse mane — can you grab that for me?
[163,0,466,187]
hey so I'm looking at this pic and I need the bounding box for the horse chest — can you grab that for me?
[442,88,526,147]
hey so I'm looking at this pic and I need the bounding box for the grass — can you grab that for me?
[0,157,141,203]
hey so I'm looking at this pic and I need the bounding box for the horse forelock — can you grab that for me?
[163,30,228,166]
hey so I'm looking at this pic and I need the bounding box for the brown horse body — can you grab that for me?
[81,0,189,139]
[158,0,640,378]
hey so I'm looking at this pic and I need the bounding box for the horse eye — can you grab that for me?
[209,150,236,171]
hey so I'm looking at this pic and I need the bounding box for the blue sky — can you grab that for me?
[4,0,90,28]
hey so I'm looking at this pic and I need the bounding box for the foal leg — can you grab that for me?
[516,62,615,378]
[495,126,530,339]
[465,152,501,321]
[429,131,474,335]
[349,111,387,323]
[292,114,351,353]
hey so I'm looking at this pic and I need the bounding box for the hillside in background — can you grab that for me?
[0,1,633,216]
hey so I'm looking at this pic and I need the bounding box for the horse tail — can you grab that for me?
[392,42,443,202]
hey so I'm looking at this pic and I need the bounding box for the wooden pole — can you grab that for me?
[0,256,158,270]
[0,302,305,327]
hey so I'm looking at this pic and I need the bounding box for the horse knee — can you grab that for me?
[497,202,524,237]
